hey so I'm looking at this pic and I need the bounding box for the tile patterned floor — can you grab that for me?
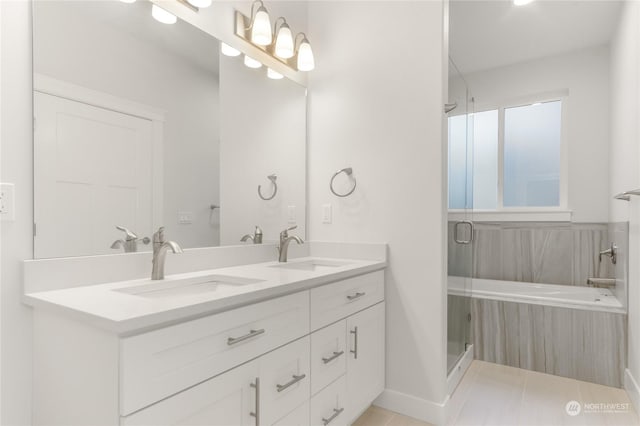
[353,360,640,426]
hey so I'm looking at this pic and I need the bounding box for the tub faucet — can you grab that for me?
[278,225,304,262]
[151,227,183,280]
[599,243,617,265]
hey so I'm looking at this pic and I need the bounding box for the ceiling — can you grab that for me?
[449,0,623,75]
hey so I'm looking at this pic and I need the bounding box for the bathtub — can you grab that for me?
[448,276,625,314]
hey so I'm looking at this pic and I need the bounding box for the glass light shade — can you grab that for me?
[513,0,534,5]
[274,24,294,59]
[251,7,272,46]
[267,68,284,80]
[221,43,241,57]
[187,0,212,7]
[296,39,314,71]
[152,4,177,24]
[244,55,262,69]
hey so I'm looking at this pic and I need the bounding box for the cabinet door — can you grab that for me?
[121,359,259,426]
[346,302,385,421]
[272,401,309,426]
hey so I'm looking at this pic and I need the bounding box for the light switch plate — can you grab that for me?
[287,205,296,224]
[178,211,193,224]
[0,183,15,221]
[322,204,332,224]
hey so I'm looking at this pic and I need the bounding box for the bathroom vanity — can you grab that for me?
[24,251,386,426]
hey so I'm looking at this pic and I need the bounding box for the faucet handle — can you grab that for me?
[280,225,297,238]
[116,225,138,241]
[153,227,166,244]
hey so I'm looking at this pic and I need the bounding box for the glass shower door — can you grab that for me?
[446,59,474,374]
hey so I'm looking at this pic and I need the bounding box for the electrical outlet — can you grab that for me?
[322,204,332,224]
[287,205,296,224]
[0,183,15,221]
[177,211,193,224]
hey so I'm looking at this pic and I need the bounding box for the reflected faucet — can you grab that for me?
[241,226,263,244]
[110,226,150,253]
[151,227,183,280]
[599,243,618,265]
[278,225,304,262]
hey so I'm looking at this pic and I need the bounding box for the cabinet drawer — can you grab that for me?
[259,336,310,426]
[272,401,309,426]
[310,376,348,426]
[120,291,309,415]
[310,271,384,331]
[310,320,346,396]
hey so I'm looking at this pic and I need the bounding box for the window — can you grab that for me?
[448,99,564,212]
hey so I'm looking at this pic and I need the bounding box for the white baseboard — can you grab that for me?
[625,369,640,414]
[447,345,473,396]
[374,389,447,426]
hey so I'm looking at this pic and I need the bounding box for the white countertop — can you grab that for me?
[23,257,386,335]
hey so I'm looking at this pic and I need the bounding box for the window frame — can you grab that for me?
[448,90,570,222]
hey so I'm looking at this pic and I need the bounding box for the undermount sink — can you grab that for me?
[270,259,352,272]
[113,274,264,299]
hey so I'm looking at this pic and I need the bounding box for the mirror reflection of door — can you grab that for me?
[34,90,156,258]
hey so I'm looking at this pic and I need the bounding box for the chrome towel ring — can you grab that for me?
[258,174,278,200]
[330,167,357,197]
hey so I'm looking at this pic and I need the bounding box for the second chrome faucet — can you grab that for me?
[278,225,304,262]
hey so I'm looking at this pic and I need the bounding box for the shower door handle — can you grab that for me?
[454,220,474,245]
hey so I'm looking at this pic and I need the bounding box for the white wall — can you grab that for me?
[307,1,449,422]
[33,1,220,250]
[453,46,611,223]
[219,55,307,245]
[609,0,640,410]
[0,1,34,424]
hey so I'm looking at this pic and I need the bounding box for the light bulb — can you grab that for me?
[275,23,294,59]
[296,37,314,71]
[513,0,534,5]
[152,4,177,24]
[244,55,262,69]
[221,43,241,57]
[267,68,283,80]
[188,0,212,7]
[251,5,272,46]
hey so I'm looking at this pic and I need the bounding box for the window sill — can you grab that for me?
[448,209,572,223]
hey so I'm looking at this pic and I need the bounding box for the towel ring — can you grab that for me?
[258,174,278,200]
[330,167,357,197]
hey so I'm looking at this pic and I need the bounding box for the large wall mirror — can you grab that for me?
[32,0,307,259]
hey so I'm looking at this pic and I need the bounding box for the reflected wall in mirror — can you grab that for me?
[32,0,306,259]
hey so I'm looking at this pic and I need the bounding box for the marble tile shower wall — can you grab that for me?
[448,222,617,287]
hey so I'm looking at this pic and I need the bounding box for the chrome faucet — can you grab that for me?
[241,225,263,244]
[278,225,304,262]
[110,226,150,253]
[151,227,183,280]
[599,243,618,265]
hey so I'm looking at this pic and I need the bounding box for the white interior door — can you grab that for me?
[34,91,154,258]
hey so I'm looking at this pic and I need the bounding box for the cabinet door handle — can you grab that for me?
[350,326,358,359]
[321,350,344,364]
[276,373,306,392]
[347,292,366,301]
[322,407,345,425]
[227,328,265,346]
[250,377,260,426]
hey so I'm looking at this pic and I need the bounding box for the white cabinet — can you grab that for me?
[310,376,348,426]
[346,302,386,420]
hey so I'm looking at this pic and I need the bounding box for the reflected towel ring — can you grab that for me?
[258,174,278,200]
[330,167,356,197]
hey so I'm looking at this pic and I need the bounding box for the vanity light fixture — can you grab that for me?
[249,1,273,46]
[244,55,263,69]
[274,18,294,59]
[187,0,212,8]
[221,42,241,57]
[267,68,284,79]
[513,0,534,5]
[295,33,314,71]
[152,4,178,24]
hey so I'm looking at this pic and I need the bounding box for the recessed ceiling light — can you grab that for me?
[152,4,177,24]
[267,68,284,80]
[244,55,262,69]
[513,0,534,5]
[221,43,241,57]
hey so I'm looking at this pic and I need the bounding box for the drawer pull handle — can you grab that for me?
[322,407,345,425]
[227,328,265,346]
[347,292,366,301]
[249,377,260,426]
[322,350,345,364]
[350,327,358,359]
[276,373,306,392]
